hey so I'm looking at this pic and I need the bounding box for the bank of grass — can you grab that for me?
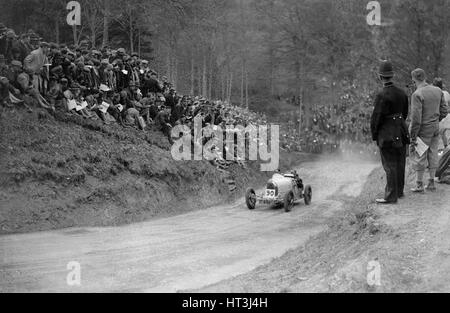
[0,107,311,234]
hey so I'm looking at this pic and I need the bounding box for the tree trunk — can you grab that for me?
[129,8,134,53]
[245,69,249,109]
[90,14,96,48]
[208,65,213,99]
[55,19,60,44]
[102,0,110,48]
[202,55,207,97]
[173,55,178,90]
[72,25,78,45]
[138,28,141,57]
[228,72,233,103]
[167,49,171,82]
[221,72,225,100]
[190,50,195,95]
[295,57,302,134]
[241,61,245,106]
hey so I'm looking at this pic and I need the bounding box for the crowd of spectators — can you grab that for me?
[281,96,377,156]
[1,23,377,161]
[0,24,275,169]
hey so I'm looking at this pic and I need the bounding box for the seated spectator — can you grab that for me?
[9,60,51,110]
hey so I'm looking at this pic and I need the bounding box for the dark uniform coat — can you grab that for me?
[370,81,409,202]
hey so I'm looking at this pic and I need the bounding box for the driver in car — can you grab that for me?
[292,170,303,190]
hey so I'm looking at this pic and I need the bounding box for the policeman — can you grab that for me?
[370,61,410,204]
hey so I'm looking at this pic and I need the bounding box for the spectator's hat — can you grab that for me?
[0,54,5,62]
[49,42,59,50]
[51,65,63,74]
[378,60,394,78]
[11,60,22,67]
[117,48,126,55]
[6,29,17,39]
[70,82,81,90]
[0,76,9,85]
[101,59,109,65]
[131,51,139,57]
[29,32,40,41]
[61,78,68,83]
[141,60,148,64]
[99,84,111,92]
[92,50,101,56]
[40,41,50,48]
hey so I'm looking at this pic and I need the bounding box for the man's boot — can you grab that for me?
[411,181,424,193]
[425,179,436,191]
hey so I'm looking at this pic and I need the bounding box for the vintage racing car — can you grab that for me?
[245,171,312,212]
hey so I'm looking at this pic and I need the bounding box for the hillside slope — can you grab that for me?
[0,107,279,234]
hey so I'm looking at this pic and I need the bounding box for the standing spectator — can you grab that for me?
[23,41,50,94]
[409,69,448,192]
[433,78,450,149]
[370,61,409,204]
[142,71,163,95]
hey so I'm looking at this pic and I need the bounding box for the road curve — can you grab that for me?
[0,158,377,292]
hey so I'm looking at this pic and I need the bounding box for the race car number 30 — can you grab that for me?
[265,189,276,199]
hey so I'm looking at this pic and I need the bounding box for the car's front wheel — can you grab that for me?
[304,185,312,205]
[245,188,257,210]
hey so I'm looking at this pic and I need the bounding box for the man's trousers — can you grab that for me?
[410,135,440,173]
[380,146,407,202]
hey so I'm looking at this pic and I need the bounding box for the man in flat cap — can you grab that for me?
[24,41,50,93]
[371,60,410,204]
[409,68,448,192]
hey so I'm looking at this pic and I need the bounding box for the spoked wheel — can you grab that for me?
[304,185,312,205]
[284,191,294,212]
[245,188,257,210]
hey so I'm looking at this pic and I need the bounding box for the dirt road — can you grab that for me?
[0,158,377,292]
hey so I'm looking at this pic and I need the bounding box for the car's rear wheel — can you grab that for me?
[284,191,294,212]
[245,188,257,210]
[304,185,312,205]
